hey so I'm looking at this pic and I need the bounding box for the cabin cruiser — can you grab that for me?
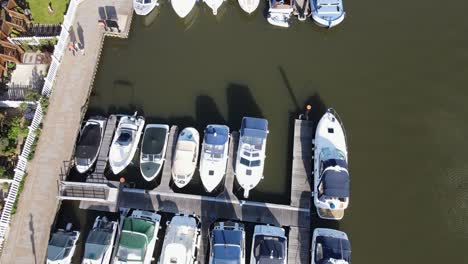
[134,0,159,15]
[199,125,230,193]
[75,116,107,174]
[171,0,197,18]
[172,127,199,188]
[46,223,80,264]
[310,0,345,28]
[267,0,293,28]
[311,228,351,264]
[159,214,200,264]
[114,210,161,264]
[209,221,245,264]
[250,225,287,264]
[313,108,350,220]
[235,117,268,198]
[82,216,118,264]
[238,0,260,14]
[140,124,170,181]
[204,0,224,15]
[109,114,145,175]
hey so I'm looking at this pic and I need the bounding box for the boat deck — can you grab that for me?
[293,0,311,20]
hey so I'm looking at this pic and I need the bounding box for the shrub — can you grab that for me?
[24,90,40,101]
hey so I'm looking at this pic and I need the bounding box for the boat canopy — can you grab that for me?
[241,117,268,139]
[205,126,229,146]
[213,229,242,264]
[117,130,133,145]
[75,124,101,159]
[253,235,286,264]
[47,232,74,261]
[142,127,167,156]
[116,218,155,261]
[321,169,350,198]
[84,230,112,260]
[315,236,351,263]
[213,229,242,246]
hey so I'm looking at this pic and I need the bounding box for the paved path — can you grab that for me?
[0,0,132,263]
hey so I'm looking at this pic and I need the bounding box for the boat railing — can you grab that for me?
[327,108,348,147]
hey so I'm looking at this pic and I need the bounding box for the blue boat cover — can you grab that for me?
[205,125,229,146]
[213,229,242,246]
[315,236,351,263]
[213,229,242,264]
[322,170,350,198]
[240,117,268,139]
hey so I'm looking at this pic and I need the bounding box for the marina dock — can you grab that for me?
[293,0,311,21]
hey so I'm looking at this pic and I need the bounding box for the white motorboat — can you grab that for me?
[46,223,80,264]
[209,221,245,264]
[74,116,107,174]
[310,0,345,28]
[134,0,159,16]
[140,124,170,182]
[114,210,161,264]
[204,0,224,15]
[109,114,145,175]
[250,225,287,264]
[238,0,260,14]
[313,108,350,220]
[235,117,268,198]
[159,214,200,264]
[82,216,118,264]
[172,127,199,188]
[311,228,351,264]
[199,125,230,193]
[171,0,197,18]
[267,0,293,28]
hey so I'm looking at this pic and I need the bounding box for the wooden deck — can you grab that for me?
[293,0,311,21]
[159,125,178,191]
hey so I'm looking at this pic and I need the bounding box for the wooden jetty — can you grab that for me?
[293,0,311,21]
[159,125,178,192]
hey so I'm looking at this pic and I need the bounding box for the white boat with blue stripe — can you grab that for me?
[310,0,345,28]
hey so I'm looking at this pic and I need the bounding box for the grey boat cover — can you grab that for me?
[75,124,102,159]
[142,127,167,157]
[253,235,286,264]
[315,236,351,264]
[212,229,242,264]
[322,159,350,198]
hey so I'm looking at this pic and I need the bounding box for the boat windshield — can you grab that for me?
[204,144,225,159]
[117,130,133,145]
[241,136,264,150]
[320,147,346,161]
[240,157,261,167]
[84,230,112,260]
[47,232,73,261]
[136,0,152,4]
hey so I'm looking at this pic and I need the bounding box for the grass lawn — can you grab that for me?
[27,0,70,24]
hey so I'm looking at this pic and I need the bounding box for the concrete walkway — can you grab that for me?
[0,0,132,263]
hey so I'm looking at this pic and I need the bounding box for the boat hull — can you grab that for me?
[172,0,197,18]
[82,216,118,264]
[311,228,350,264]
[204,0,224,15]
[134,0,159,16]
[140,124,169,182]
[172,128,200,188]
[74,117,107,174]
[238,0,260,14]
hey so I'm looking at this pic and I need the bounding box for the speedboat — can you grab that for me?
[82,216,118,264]
[313,108,350,220]
[172,127,199,188]
[171,0,197,18]
[235,117,268,198]
[238,0,260,14]
[74,116,107,174]
[209,221,245,264]
[46,223,80,264]
[204,0,224,15]
[250,225,287,264]
[140,124,170,181]
[134,0,159,15]
[199,125,230,193]
[159,214,200,264]
[109,114,145,175]
[311,228,351,264]
[267,0,293,28]
[310,0,345,28]
[114,210,161,264]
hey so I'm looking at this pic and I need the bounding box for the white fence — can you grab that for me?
[0,0,85,251]
[7,36,58,46]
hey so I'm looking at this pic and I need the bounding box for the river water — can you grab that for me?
[87,1,468,263]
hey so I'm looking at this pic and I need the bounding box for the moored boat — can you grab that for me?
[310,0,345,28]
[199,124,230,193]
[75,116,107,174]
[311,228,351,264]
[171,0,197,18]
[235,117,268,198]
[114,210,161,264]
[238,0,260,14]
[172,127,200,188]
[204,0,224,15]
[209,221,245,264]
[140,124,170,182]
[313,108,350,220]
[46,223,80,264]
[133,0,159,16]
[82,216,118,264]
[267,0,293,28]
[109,114,145,175]
[250,225,287,264]
[159,214,200,264]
